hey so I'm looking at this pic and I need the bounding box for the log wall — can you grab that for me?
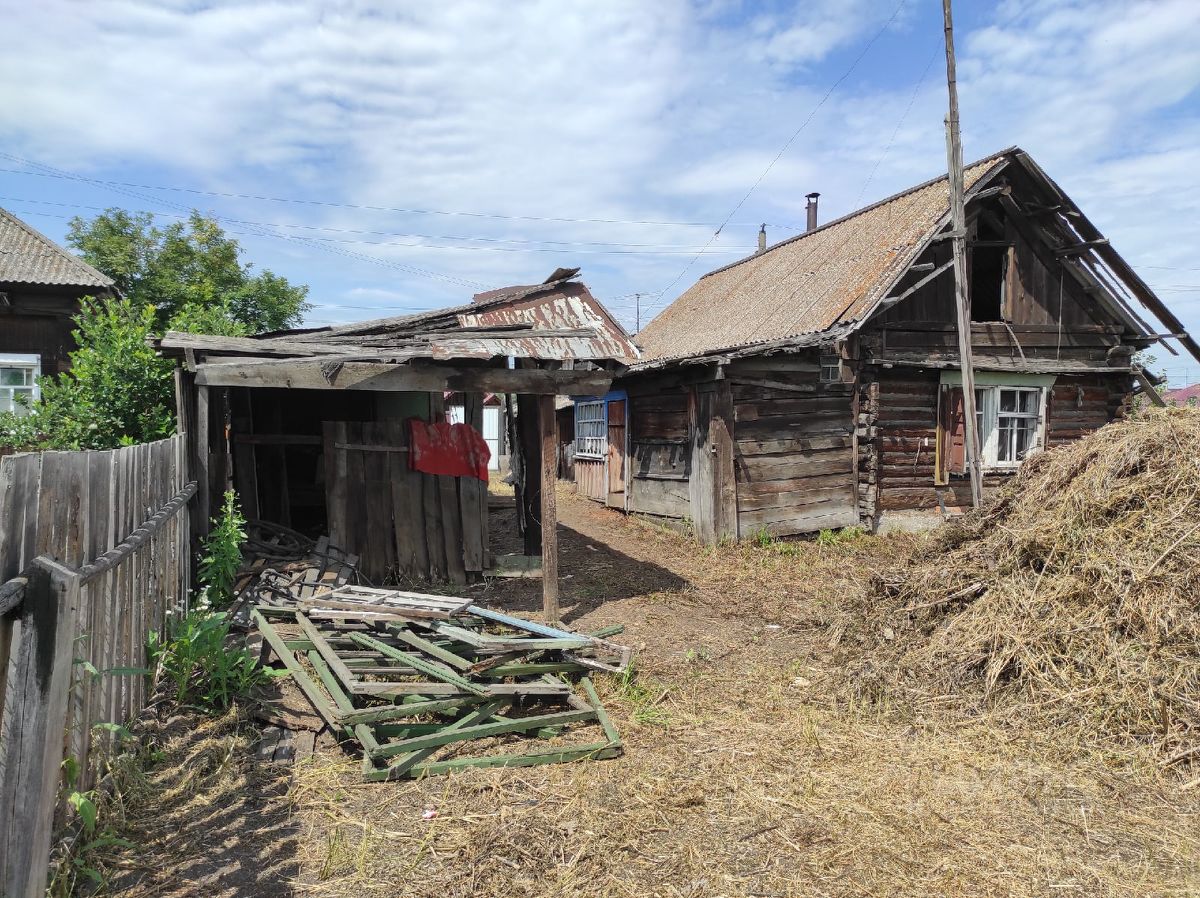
[727,357,858,537]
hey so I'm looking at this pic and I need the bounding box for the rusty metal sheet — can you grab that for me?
[457,281,638,362]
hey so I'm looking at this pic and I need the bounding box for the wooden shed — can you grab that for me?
[601,147,1199,541]
[162,270,637,613]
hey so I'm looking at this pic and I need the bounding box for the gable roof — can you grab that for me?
[0,208,114,290]
[636,149,1015,364]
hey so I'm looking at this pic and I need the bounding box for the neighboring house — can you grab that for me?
[0,208,114,414]
[1163,384,1200,405]
[586,147,1199,542]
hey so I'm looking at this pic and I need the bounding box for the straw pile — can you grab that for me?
[839,407,1200,754]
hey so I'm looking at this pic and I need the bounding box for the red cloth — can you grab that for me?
[409,419,491,482]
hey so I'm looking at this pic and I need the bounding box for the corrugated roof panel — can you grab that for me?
[0,208,114,289]
[636,152,1011,362]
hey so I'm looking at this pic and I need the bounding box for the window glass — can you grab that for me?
[0,360,38,417]
[575,401,606,457]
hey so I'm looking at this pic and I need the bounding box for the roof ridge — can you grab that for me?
[0,207,115,288]
[694,146,1020,283]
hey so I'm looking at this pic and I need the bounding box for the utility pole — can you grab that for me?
[942,0,983,508]
[634,293,642,333]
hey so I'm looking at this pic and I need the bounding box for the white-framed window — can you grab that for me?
[820,354,841,383]
[974,385,1045,468]
[575,400,606,458]
[0,354,40,417]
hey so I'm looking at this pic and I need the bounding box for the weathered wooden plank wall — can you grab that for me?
[323,418,488,584]
[728,358,858,537]
[626,382,691,519]
[0,435,191,897]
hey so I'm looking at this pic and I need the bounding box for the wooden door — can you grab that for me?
[605,399,626,508]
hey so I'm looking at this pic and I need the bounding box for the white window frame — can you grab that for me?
[0,353,41,417]
[973,385,1048,470]
[819,354,841,383]
[575,400,606,459]
[941,371,1054,474]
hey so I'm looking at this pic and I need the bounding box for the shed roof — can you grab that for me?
[0,208,114,290]
[635,149,1015,364]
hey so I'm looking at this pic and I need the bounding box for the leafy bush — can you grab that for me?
[149,610,274,711]
[199,491,246,609]
[0,297,175,451]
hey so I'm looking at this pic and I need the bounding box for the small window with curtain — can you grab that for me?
[937,375,1051,483]
[820,355,841,383]
[574,400,606,458]
[0,354,40,416]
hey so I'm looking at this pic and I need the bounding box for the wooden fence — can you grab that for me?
[0,435,194,898]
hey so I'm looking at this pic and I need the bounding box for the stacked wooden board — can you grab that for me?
[252,587,628,781]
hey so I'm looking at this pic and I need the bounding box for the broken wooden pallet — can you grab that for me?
[252,600,627,781]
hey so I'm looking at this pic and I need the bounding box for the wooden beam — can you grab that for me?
[943,0,983,508]
[1135,369,1167,407]
[538,394,559,622]
[1055,238,1110,256]
[160,331,358,357]
[879,259,954,309]
[0,559,79,898]
[195,359,614,396]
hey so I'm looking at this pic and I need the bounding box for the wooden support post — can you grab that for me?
[0,558,80,898]
[942,0,983,508]
[193,383,212,549]
[516,391,541,556]
[538,394,559,622]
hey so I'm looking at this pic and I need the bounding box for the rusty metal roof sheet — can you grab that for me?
[185,271,639,365]
[635,150,1014,364]
[0,208,114,289]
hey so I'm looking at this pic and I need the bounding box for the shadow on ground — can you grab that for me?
[485,504,689,624]
[104,699,302,898]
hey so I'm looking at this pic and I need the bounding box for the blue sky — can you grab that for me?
[2,0,1199,381]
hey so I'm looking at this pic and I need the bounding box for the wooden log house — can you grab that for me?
[0,208,115,418]
[160,271,637,614]
[585,147,1198,541]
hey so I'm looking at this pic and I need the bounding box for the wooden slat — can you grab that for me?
[0,559,80,898]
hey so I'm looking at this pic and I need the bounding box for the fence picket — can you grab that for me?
[0,434,192,895]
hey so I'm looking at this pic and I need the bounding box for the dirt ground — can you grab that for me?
[99,488,1200,898]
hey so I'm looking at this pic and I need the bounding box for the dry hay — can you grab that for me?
[79,707,299,897]
[289,659,1200,898]
[837,407,1200,756]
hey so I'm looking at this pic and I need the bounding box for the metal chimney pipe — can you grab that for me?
[805,192,820,232]
[757,224,766,254]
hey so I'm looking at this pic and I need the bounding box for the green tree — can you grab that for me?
[67,210,310,334]
[0,297,175,451]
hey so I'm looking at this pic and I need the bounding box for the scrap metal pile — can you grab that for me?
[252,584,628,781]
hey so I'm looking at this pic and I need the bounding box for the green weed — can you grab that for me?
[614,663,671,726]
[198,490,246,608]
[150,609,283,712]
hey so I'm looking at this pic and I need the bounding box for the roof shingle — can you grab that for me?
[0,208,114,290]
[636,150,1013,363]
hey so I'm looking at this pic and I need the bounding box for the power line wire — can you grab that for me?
[640,0,909,320]
[0,155,791,231]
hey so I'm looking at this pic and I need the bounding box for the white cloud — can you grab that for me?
[0,0,1196,355]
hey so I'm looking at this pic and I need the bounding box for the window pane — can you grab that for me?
[1014,418,1036,459]
[0,368,26,386]
[999,389,1019,412]
[997,421,1014,462]
[1018,390,1038,414]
